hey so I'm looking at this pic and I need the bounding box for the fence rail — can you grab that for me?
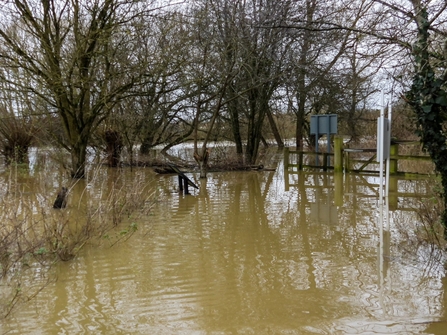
[284,136,433,176]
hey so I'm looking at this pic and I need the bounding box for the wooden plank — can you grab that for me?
[395,155,432,161]
[358,153,377,171]
[168,164,182,175]
[168,164,199,189]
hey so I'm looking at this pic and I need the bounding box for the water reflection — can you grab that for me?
[1,164,446,334]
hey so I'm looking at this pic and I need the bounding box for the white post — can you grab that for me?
[378,91,385,203]
[385,93,392,201]
[378,102,386,306]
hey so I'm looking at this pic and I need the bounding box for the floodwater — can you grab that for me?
[1,156,447,334]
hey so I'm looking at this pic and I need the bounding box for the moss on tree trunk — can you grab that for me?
[406,6,447,238]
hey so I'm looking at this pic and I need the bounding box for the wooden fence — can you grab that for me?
[284,136,433,176]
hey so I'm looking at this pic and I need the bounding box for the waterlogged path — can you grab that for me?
[1,163,446,334]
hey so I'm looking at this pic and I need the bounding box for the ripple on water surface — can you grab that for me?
[2,171,446,334]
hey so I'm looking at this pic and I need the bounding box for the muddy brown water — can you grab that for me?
[1,158,446,334]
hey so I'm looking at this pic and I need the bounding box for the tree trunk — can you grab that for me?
[406,4,447,238]
[140,136,154,155]
[228,93,244,164]
[295,0,316,150]
[295,96,306,150]
[194,149,210,179]
[245,90,268,165]
[266,107,284,148]
[4,145,29,165]
[105,129,122,167]
[70,140,88,179]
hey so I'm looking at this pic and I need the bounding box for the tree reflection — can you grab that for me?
[2,168,446,334]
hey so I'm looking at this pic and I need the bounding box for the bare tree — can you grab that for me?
[337,34,386,142]
[0,0,155,178]
[0,66,41,164]
[102,11,189,166]
[283,0,377,149]
[214,0,293,165]
[179,0,239,177]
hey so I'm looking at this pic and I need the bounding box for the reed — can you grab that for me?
[0,163,155,318]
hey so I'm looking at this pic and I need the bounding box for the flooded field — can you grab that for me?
[0,154,446,334]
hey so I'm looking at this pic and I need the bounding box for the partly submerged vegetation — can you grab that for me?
[0,161,155,318]
[0,144,446,319]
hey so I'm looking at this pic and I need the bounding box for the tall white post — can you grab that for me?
[379,91,385,203]
[385,93,392,203]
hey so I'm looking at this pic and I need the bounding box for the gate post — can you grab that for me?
[389,143,398,175]
[178,175,183,192]
[334,136,343,173]
[284,147,290,171]
[183,177,189,195]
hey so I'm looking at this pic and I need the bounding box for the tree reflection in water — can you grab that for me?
[0,163,446,334]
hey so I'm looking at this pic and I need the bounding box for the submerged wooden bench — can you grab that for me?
[168,164,199,195]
